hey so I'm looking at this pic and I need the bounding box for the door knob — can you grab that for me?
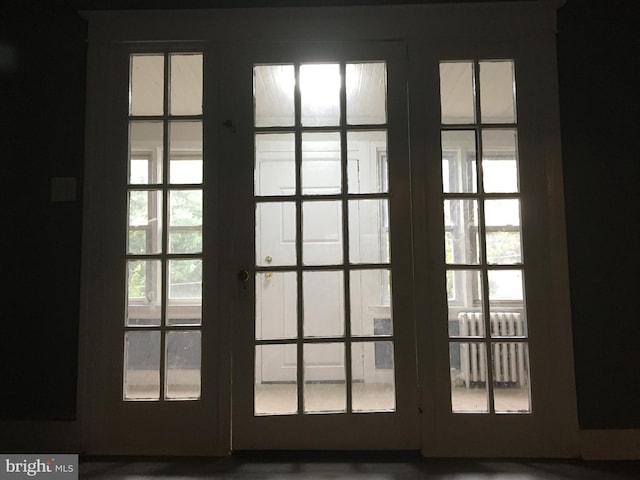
[237,270,250,283]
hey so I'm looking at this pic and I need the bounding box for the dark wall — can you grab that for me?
[1,0,637,428]
[1,3,86,420]
[557,0,640,429]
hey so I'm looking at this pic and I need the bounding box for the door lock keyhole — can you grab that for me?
[237,270,250,283]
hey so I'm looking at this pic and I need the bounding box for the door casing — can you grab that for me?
[78,2,578,457]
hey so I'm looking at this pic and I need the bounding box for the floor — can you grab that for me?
[79,452,640,479]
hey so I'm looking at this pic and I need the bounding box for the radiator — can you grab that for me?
[457,312,526,388]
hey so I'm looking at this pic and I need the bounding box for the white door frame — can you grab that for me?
[78,1,577,457]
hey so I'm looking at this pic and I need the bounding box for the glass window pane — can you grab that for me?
[449,342,488,413]
[165,331,201,399]
[300,63,340,127]
[256,271,297,340]
[166,259,202,327]
[128,190,163,255]
[482,129,518,193]
[347,130,388,194]
[170,54,202,116]
[256,202,297,267]
[303,201,343,266]
[447,270,483,337]
[488,269,524,301]
[255,133,295,196]
[489,312,526,339]
[126,260,162,327]
[124,331,160,400]
[168,189,202,254]
[303,271,344,338]
[350,269,392,337]
[130,54,164,116]
[443,199,480,265]
[439,61,475,124]
[455,311,486,339]
[346,62,386,125]
[486,233,522,265]
[171,158,202,185]
[480,60,516,124]
[129,121,163,184]
[348,199,389,264]
[352,342,395,412]
[492,342,531,413]
[169,121,202,184]
[485,199,522,265]
[441,130,477,193]
[255,344,298,415]
[304,343,346,414]
[488,269,526,337]
[302,132,341,195]
[254,65,295,128]
[485,199,520,227]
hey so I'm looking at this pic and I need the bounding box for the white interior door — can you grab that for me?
[255,145,346,383]
[226,41,420,450]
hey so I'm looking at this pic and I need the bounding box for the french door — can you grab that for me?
[80,2,578,457]
[222,41,420,450]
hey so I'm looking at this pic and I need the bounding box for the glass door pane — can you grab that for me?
[253,61,397,417]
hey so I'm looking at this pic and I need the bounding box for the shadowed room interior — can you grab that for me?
[1,0,639,477]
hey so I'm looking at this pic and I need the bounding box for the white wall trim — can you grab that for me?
[580,429,640,460]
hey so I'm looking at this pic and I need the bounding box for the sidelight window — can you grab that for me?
[124,52,204,401]
[440,60,532,414]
